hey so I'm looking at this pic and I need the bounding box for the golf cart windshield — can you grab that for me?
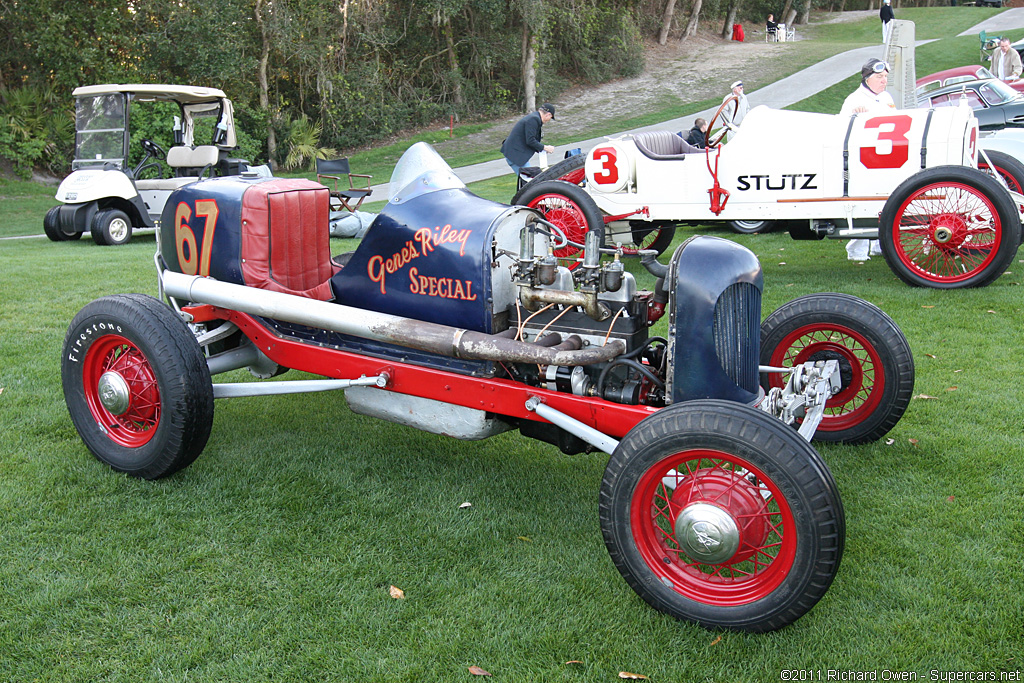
[73,94,128,170]
[388,142,465,203]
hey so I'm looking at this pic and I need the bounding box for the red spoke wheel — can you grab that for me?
[510,154,586,205]
[760,293,914,444]
[978,148,1024,195]
[878,166,1020,288]
[600,400,844,632]
[62,294,214,479]
[514,180,604,268]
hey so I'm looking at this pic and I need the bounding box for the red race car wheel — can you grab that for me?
[760,293,914,444]
[879,166,1020,288]
[514,180,603,267]
[62,294,214,479]
[600,400,843,632]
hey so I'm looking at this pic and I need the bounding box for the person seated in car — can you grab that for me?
[681,118,708,149]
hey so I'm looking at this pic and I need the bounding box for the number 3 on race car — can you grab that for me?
[859,114,911,170]
[585,142,630,192]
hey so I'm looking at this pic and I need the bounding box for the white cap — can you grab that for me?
[731,80,744,89]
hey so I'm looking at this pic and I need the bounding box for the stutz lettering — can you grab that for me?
[736,173,818,191]
[408,267,477,301]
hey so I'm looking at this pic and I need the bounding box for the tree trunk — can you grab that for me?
[721,0,739,39]
[340,0,349,72]
[522,23,537,112]
[658,0,678,45]
[681,0,704,41]
[255,0,276,168]
[784,8,797,26]
[443,18,465,109]
[798,0,811,24]
[781,0,793,24]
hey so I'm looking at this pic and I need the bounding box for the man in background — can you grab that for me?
[991,37,1022,82]
[880,0,894,44]
[501,103,556,176]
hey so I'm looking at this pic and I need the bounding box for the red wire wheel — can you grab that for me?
[513,180,604,268]
[630,449,795,606]
[600,400,844,632]
[81,334,161,448]
[878,166,1020,289]
[765,323,882,435]
[759,293,914,445]
[62,294,214,479]
[978,148,1024,194]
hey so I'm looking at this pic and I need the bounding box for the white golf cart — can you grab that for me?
[44,84,257,246]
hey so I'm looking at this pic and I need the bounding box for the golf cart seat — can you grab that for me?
[633,131,692,161]
[135,146,221,193]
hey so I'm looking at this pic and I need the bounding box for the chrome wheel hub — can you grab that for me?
[97,371,131,415]
[109,218,129,242]
[674,502,740,564]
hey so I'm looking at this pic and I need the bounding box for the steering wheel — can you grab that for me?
[140,139,166,159]
[706,95,740,148]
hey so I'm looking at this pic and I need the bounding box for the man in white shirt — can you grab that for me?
[841,58,896,260]
[722,81,749,141]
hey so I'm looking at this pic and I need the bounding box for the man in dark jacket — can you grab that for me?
[683,118,707,148]
[501,103,556,175]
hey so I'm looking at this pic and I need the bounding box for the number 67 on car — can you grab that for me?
[514,102,1024,289]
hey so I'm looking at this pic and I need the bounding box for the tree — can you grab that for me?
[658,0,678,45]
[681,0,704,41]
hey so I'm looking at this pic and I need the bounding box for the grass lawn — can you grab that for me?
[1,9,1023,681]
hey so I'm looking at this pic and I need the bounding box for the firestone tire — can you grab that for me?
[728,219,775,235]
[599,400,844,633]
[61,294,214,479]
[760,293,914,445]
[878,165,1020,289]
[43,206,81,241]
[514,180,604,266]
[91,208,133,246]
[511,154,587,204]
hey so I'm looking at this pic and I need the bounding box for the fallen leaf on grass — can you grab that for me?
[947,495,956,502]
[710,635,722,646]
[954,369,963,373]
[925,353,937,359]
[619,673,649,680]
[921,305,935,309]
[389,585,405,599]
[946,386,958,392]
[778,262,786,266]
[908,438,919,446]
[516,536,532,542]
[468,666,492,676]
[459,501,472,509]
[913,394,938,400]
[565,660,584,665]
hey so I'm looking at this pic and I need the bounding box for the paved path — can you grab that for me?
[366,8,1024,201]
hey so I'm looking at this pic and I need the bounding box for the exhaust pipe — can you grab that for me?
[163,272,624,367]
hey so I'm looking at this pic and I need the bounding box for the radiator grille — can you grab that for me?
[713,282,761,394]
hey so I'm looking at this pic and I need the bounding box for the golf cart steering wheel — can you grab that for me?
[134,139,166,179]
[706,95,739,148]
[141,139,166,159]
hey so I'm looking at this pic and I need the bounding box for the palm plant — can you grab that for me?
[283,114,337,170]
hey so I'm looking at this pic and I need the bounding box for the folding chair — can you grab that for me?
[785,25,795,41]
[315,157,373,212]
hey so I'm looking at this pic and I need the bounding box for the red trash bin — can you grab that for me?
[732,23,745,41]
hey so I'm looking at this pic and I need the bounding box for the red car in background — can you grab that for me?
[917,65,1024,98]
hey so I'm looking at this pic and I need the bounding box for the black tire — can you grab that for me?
[878,165,1020,288]
[91,208,133,246]
[627,221,677,256]
[61,294,214,479]
[511,154,586,204]
[43,206,81,241]
[599,400,844,632]
[514,180,604,265]
[728,219,775,234]
[978,148,1024,195]
[760,293,914,445]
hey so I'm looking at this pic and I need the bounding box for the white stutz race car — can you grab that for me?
[513,100,1024,289]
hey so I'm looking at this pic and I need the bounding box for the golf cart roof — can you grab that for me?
[72,84,228,104]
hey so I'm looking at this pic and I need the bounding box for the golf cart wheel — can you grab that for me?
[760,293,914,445]
[91,208,133,246]
[515,180,604,267]
[599,400,844,632]
[728,219,775,235]
[511,154,586,204]
[61,294,214,479]
[43,206,81,241]
[878,166,1020,288]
